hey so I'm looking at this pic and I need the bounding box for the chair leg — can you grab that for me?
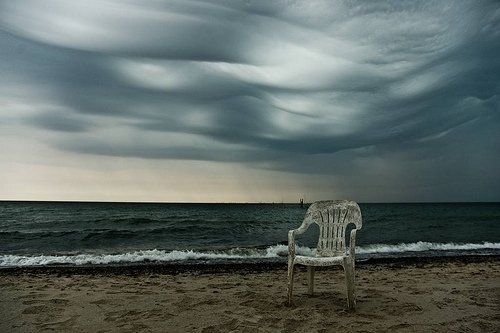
[344,261,356,310]
[287,261,295,305]
[307,266,315,295]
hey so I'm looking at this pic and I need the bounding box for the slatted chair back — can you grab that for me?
[303,200,362,257]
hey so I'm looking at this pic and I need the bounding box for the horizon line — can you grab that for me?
[0,199,498,205]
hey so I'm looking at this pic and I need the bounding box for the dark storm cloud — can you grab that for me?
[26,112,93,132]
[0,0,254,62]
[0,0,499,200]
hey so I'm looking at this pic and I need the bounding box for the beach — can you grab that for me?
[1,256,499,332]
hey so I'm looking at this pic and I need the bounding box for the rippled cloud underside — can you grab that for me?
[0,0,499,202]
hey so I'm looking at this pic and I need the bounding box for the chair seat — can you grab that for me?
[294,254,345,266]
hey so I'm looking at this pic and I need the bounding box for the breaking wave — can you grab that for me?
[1,242,498,267]
[357,241,500,254]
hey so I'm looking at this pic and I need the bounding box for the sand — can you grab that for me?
[1,257,499,332]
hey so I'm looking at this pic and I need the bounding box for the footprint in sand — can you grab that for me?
[22,305,46,314]
[22,298,70,312]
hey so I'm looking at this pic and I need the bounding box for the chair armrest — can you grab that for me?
[288,222,312,259]
[349,229,357,259]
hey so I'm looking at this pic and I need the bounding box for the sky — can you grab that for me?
[0,0,499,203]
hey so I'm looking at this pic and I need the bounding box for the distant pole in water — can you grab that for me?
[300,198,304,208]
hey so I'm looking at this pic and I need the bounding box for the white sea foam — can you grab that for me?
[356,241,500,254]
[0,245,314,267]
[0,242,498,266]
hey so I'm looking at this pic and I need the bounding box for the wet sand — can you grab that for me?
[1,256,499,332]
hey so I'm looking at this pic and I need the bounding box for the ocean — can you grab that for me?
[0,201,499,267]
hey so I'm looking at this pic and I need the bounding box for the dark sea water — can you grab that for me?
[0,201,499,266]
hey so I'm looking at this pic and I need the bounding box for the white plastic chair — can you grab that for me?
[287,200,362,309]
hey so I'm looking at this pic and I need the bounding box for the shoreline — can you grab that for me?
[1,254,498,276]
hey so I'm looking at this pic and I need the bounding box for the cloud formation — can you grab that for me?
[0,0,499,201]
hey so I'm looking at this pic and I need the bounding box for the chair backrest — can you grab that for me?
[303,200,362,257]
